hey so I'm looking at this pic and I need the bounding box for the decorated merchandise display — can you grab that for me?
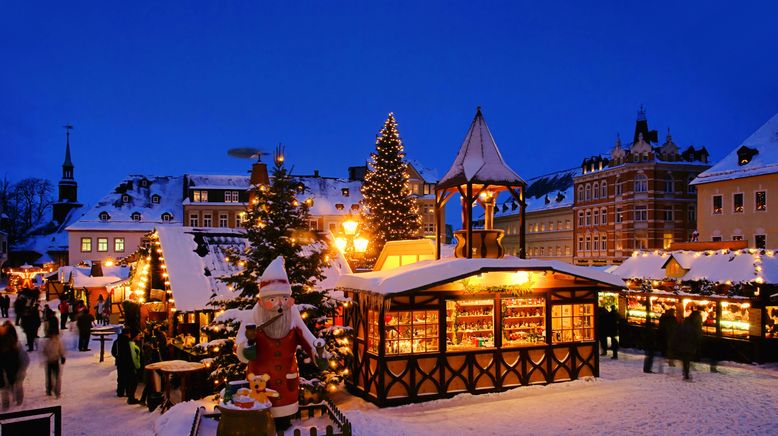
[201,147,352,423]
[360,113,422,264]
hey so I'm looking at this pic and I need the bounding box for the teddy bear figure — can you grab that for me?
[247,372,279,405]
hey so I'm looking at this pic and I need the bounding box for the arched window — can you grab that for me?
[615,177,622,196]
[161,212,173,222]
[577,185,584,202]
[601,208,608,225]
[600,181,607,198]
[592,182,599,200]
[635,174,648,192]
[578,211,584,227]
[585,184,591,201]
[99,211,110,221]
[131,212,142,221]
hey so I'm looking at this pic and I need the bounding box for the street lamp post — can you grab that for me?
[335,216,369,271]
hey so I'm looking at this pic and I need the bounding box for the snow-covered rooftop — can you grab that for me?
[67,175,184,231]
[692,112,778,185]
[610,249,778,284]
[336,257,624,295]
[53,265,130,288]
[294,176,363,216]
[496,167,578,217]
[13,205,87,262]
[407,159,439,183]
[438,108,526,190]
[185,174,250,190]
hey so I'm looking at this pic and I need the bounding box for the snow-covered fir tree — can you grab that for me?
[360,113,422,263]
[202,146,351,395]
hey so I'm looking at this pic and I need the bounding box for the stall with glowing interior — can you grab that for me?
[609,249,778,362]
[336,258,623,406]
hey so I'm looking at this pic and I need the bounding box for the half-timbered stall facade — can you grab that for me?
[337,258,623,406]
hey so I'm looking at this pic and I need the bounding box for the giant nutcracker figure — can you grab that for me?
[236,256,325,429]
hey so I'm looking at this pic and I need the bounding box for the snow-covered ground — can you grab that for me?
[3,301,778,435]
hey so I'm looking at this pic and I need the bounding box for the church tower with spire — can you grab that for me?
[53,125,81,223]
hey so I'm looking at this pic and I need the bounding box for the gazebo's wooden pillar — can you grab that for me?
[466,183,473,259]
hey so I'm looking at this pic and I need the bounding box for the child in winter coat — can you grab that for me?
[42,329,66,397]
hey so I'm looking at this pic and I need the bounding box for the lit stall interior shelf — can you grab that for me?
[447,299,494,350]
[551,304,593,343]
[380,310,439,354]
[502,297,545,346]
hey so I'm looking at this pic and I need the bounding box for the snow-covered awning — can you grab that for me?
[611,249,778,284]
[336,257,624,296]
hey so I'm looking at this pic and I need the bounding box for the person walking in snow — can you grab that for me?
[597,306,610,356]
[42,324,66,398]
[671,314,701,381]
[604,305,620,359]
[58,299,70,330]
[657,308,678,369]
[76,307,94,352]
[95,295,105,326]
[20,304,41,352]
[112,328,141,403]
[0,294,9,318]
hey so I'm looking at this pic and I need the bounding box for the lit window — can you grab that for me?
[502,297,546,347]
[616,207,623,223]
[131,212,141,221]
[383,309,440,354]
[81,238,92,252]
[732,235,743,241]
[151,194,161,204]
[193,190,208,202]
[713,195,723,214]
[756,191,767,211]
[97,238,108,252]
[551,304,594,343]
[114,238,125,252]
[733,193,744,213]
[447,300,492,351]
[663,233,673,249]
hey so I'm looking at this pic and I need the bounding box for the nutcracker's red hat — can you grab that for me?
[259,256,292,298]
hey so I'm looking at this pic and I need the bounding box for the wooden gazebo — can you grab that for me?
[435,107,527,259]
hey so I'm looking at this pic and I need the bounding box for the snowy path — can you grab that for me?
[2,317,155,436]
[335,353,778,436]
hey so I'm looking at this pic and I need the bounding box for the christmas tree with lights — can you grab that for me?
[202,146,351,396]
[360,113,422,263]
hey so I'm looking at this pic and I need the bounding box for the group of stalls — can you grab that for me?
[44,264,131,322]
[608,249,778,362]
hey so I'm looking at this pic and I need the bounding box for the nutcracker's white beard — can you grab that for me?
[259,305,293,339]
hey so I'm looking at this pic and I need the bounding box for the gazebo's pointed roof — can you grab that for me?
[437,107,525,190]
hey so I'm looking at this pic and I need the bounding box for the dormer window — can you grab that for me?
[161,212,173,222]
[140,179,148,187]
[335,203,345,211]
[99,211,111,221]
[151,194,161,204]
[737,146,758,166]
[342,188,350,197]
[131,212,142,221]
[122,195,130,203]
[351,204,360,211]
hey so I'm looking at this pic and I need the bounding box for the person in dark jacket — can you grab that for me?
[671,314,702,380]
[657,308,678,369]
[14,294,27,326]
[605,305,620,359]
[20,305,41,352]
[0,294,9,318]
[597,306,610,356]
[0,322,21,410]
[112,328,140,403]
[58,299,70,330]
[76,309,94,352]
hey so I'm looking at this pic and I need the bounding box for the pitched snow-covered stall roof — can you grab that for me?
[336,257,624,296]
[496,168,579,217]
[692,112,778,185]
[185,174,250,190]
[67,175,184,231]
[53,265,130,288]
[156,227,351,312]
[293,176,363,216]
[611,249,778,284]
[437,107,526,190]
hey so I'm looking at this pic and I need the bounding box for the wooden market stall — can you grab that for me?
[609,249,778,362]
[337,258,623,406]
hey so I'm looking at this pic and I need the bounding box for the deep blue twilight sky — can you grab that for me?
[2,1,778,209]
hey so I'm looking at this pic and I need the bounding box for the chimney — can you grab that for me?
[90,261,104,277]
[250,161,269,186]
[314,169,319,177]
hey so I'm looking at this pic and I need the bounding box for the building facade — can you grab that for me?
[692,112,778,248]
[572,108,710,266]
[494,168,576,262]
[67,175,184,265]
[183,174,251,229]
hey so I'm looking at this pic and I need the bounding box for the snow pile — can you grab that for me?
[185,174,250,190]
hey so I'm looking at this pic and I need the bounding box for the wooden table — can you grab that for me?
[91,330,115,363]
[145,360,207,413]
